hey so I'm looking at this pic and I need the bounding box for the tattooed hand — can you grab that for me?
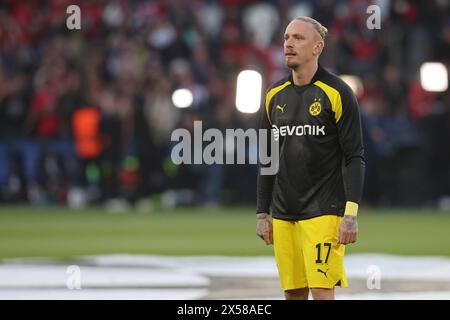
[338,215,358,245]
[256,213,273,245]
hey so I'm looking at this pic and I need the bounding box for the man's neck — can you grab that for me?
[291,62,319,86]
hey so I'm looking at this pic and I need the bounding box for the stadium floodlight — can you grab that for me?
[340,74,364,97]
[236,70,262,113]
[420,62,448,92]
[172,88,193,108]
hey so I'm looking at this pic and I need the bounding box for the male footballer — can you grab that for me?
[256,17,365,300]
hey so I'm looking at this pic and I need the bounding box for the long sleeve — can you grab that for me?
[256,93,276,214]
[336,87,366,204]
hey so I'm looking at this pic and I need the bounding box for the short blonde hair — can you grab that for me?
[295,16,328,41]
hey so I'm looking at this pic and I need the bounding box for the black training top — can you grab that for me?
[256,64,365,221]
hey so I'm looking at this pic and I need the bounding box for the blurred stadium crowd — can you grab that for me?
[0,0,449,210]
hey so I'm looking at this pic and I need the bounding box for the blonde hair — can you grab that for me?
[295,16,328,42]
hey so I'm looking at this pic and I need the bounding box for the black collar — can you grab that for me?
[311,63,326,83]
[289,63,326,87]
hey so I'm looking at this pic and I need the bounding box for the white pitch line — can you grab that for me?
[0,265,209,288]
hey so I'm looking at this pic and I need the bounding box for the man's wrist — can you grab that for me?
[344,201,359,217]
[256,213,269,219]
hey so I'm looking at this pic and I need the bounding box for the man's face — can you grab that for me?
[283,20,323,70]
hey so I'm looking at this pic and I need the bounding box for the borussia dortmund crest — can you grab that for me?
[309,98,321,116]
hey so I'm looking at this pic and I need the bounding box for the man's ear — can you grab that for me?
[313,41,324,56]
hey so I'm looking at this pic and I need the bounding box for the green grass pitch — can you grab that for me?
[0,206,449,259]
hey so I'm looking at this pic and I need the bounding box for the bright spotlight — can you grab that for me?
[236,70,262,113]
[420,62,448,92]
[340,74,364,97]
[172,89,193,108]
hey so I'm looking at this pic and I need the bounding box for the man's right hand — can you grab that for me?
[256,213,273,245]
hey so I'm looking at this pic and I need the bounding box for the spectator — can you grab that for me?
[0,0,448,209]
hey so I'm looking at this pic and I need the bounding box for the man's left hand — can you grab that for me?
[338,215,358,244]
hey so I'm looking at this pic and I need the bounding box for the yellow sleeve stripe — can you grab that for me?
[314,80,343,123]
[344,201,359,216]
[265,81,291,124]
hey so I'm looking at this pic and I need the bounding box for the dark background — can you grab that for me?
[0,0,449,210]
